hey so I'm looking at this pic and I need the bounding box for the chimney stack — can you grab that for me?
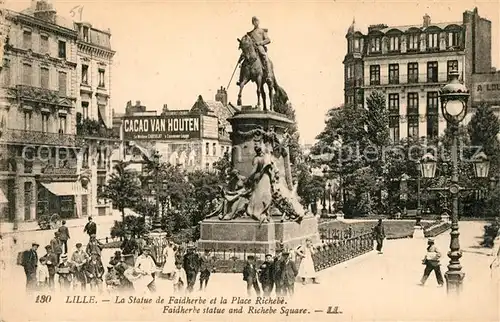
[135,100,141,106]
[423,14,431,28]
[215,86,228,106]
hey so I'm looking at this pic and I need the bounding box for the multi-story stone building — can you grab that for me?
[343,8,492,142]
[0,0,85,223]
[74,18,117,217]
[114,87,236,173]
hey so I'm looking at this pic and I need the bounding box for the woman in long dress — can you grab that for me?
[161,241,176,278]
[297,239,319,285]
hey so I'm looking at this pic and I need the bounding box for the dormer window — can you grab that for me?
[388,35,400,52]
[83,27,89,42]
[448,31,459,48]
[407,33,419,51]
[370,37,381,53]
[427,33,439,50]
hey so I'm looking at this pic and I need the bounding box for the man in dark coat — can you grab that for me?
[273,248,284,296]
[50,232,63,265]
[83,216,97,237]
[373,219,386,254]
[120,232,139,257]
[183,244,200,293]
[199,249,214,291]
[280,251,298,297]
[22,242,39,291]
[86,234,103,258]
[259,254,275,296]
[42,245,58,291]
[243,255,261,296]
[57,220,70,254]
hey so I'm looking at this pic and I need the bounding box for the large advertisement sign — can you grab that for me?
[471,73,500,105]
[122,115,201,140]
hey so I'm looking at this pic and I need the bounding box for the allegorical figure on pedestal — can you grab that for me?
[236,16,288,111]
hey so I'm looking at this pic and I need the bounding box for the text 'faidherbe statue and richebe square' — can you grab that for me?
[198,17,320,255]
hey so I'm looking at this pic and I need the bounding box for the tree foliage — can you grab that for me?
[273,101,303,166]
[99,161,141,221]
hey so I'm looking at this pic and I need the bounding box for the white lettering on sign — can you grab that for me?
[123,117,200,140]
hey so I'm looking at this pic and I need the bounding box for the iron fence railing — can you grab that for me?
[312,232,373,271]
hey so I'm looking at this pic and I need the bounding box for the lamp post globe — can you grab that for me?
[439,69,470,124]
[420,153,437,178]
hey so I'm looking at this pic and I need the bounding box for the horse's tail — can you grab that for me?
[273,78,289,105]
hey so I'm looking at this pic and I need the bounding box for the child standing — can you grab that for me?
[36,257,49,291]
[172,262,187,294]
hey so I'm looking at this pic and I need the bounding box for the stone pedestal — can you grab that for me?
[198,215,320,254]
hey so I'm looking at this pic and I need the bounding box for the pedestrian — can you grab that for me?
[243,255,261,297]
[273,248,284,296]
[104,265,120,293]
[71,243,89,290]
[296,238,319,285]
[42,245,58,291]
[109,250,122,266]
[21,242,39,291]
[373,219,386,254]
[50,232,63,264]
[172,262,187,293]
[56,254,74,291]
[199,249,214,291]
[258,254,275,296]
[161,241,176,279]
[84,252,105,292]
[57,220,70,254]
[183,243,200,293]
[120,232,139,260]
[419,238,444,287]
[280,250,298,297]
[135,246,157,292]
[115,254,134,292]
[83,216,97,237]
[86,234,103,258]
[36,257,49,291]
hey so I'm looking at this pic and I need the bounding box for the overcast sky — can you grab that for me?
[5,0,500,144]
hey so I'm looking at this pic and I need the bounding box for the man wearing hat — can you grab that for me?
[42,244,58,291]
[71,243,89,290]
[280,250,298,297]
[243,255,261,296]
[21,242,39,291]
[83,216,97,237]
[259,254,275,296]
[135,246,157,292]
[56,253,73,290]
[273,245,284,296]
[120,232,139,258]
[84,252,105,292]
[419,238,444,287]
[115,254,134,291]
[86,234,103,258]
[50,231,63,265]
[183,243,200,293]
[109,250,122,266]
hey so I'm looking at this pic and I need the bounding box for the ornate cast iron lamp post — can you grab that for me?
[419,70,489,294]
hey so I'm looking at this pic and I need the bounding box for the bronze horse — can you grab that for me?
[236,34,288,111]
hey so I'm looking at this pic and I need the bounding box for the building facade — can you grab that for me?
[74,19,117,217]
[0,0,86,223]
[115,87,236,173]
[343,8,492,142]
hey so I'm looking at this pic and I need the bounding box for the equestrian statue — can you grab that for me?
[236,16,289,112]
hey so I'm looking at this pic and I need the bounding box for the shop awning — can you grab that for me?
[41,182,89,196]
[0,188,7,203]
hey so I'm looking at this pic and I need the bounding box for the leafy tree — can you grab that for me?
[110,215,146,239]
[365,91,390,176]
[186,170,224,225]
[213,151,232,182]
[100,161,141,221]
[296,165,325,211]
[468,103,500,176]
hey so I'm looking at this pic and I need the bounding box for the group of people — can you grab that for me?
[20,217,106,292]
[243,238,319,298]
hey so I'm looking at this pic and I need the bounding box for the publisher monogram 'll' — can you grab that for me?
[123,115,201,140]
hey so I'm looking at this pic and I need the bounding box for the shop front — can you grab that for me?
[36,164,88,219]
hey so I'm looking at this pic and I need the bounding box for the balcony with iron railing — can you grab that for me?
[76,116,120,141]
[15,85,74,107]
[1,128,79,146]
[366,72,456,88]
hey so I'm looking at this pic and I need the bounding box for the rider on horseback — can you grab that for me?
[239,16,272,82]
